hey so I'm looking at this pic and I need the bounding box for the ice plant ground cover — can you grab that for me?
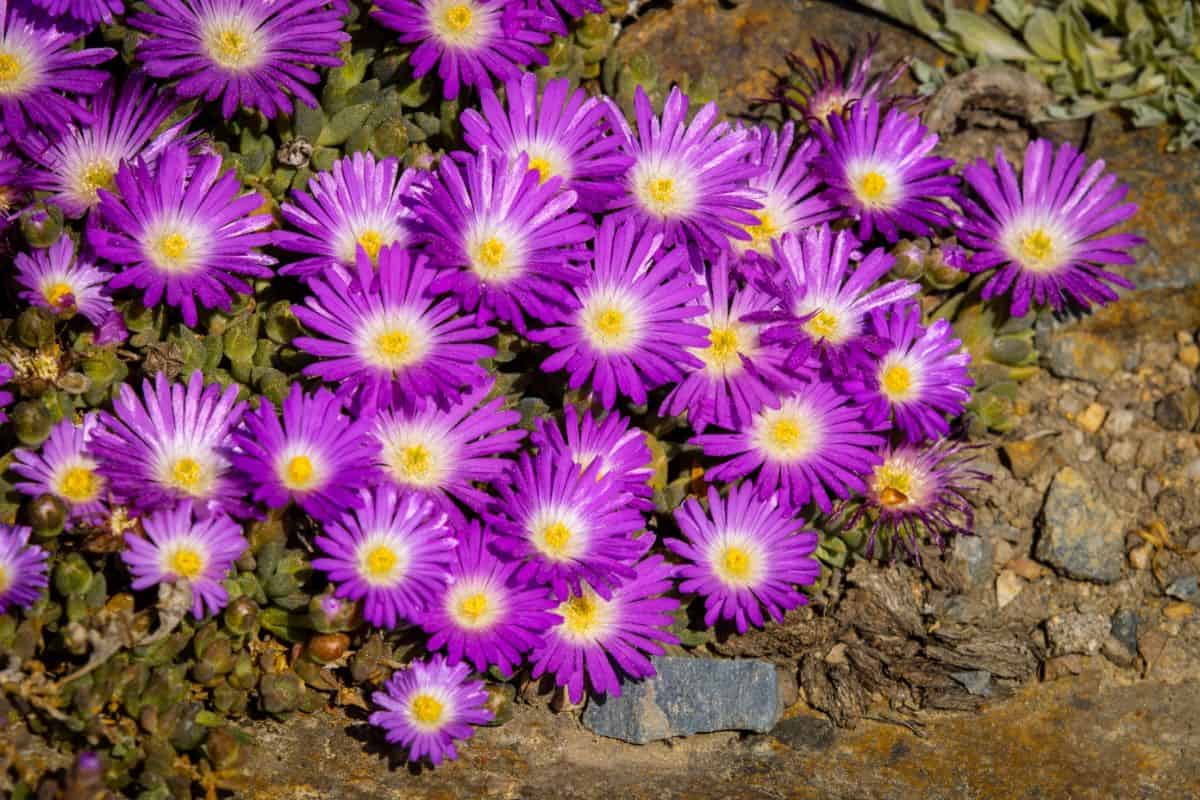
[0,0,1143,791]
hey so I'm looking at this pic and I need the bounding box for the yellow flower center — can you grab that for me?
[81,160,116,198]
[43,282,75,309]
[769,419,804,451]
[721,546,751,579]
[152,231,193,272]
[171,547,204,579]
[857,171,888,202]
[285,455,315,488]
[357,229,385,262]
[646,177,674,205]
[443,4,472,32]
[364,544,399,579]
[541,521,572,555]
[562,595,601,635]
[58,466,98,502]
[706,326,740,366]
[881,363,913,399]
[1020,228,1054,266]
[375,330,413,364]
[0,53,22,87]
[411,693,444,724]
[458,593,488,623]
[803,309,840,341]
[208,27,256,69]
[171,457,203,491]
[474,237,507,276]
[399,443,431,480]
[743,210,779,249]
[593,308,624,340]
[528,156,553,183]
[873,462,916,508]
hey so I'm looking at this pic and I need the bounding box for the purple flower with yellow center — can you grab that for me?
[131,0,348,119]
[12,413,107,524]
[419,521,558,676]
[661,254,797,432]
[0,363,13,423]
[0,524,48,615]
[90,142,275,327]
[750,224,918,374]
[230,384,376,523]
[276,152,423,280]
[293,244,496,412]
[670,483,819,634]
[313,486,456,629]
[775,35,909,124]
[0,138,27,226]
[735,122,836,260]
[372,0,551,100]
[487,448,648,600]
[0,0,114,137]
[531,404,653,512]
[812,99,958,243]
[611,86,761,255]
[529,552,678,703]
[14,234,113,324]
[369,654,493,765]
[530,217,707,409]
[843,440,987,558]
[416,148,593,332]
[959,138,1142,318]
[844,304,973,443]
[121,500,247,618]
[461,72,631,213]
[29,0,124,26]
[90,370,248,517]
[693,381,883,513]
[372,379,525,524]
[21,73,183,219]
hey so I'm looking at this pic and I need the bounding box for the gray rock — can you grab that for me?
[1166,575,1200,604]
[951,670,993,697]
[1035,467,1125,583]
[1110,609,1139,654]
[770,715,835,751]
[1046,612,1110,657]
[1154,388,1200,431]
[953,535,993,589]
[582,657,782,744]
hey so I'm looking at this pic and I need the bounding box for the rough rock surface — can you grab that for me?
[1035,467,1125,583]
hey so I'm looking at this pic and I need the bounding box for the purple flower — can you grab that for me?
[275,152,424,280]
[750,224,918,375]
[959,138,1142,317]
[11,413,107,524]
[670,483,819,633]
[131,0,349,119]
[693,381,884,514]
[0,0,114,137]
[0,138,28,226]
[293,244,496,412]
[121,501,247,618]
[369,654,493,765]
[461,72,631,212]
[529,0,600,35]
[529,552,678,703]
[90,142,276,327]
[372,0,551,100]
[28,0,124,26]
[230,383,376,523]
[415,148,593,332]
[813,99,958,242]
[531,404,653,512]
[843,304,973,443]
[775,34,909,124]
[371,379,525,524]
[486,448,648,600]
[609,85,761,255]
[312,486,456,629]
[14,234,113,324]
[530,217,707,409]
[0,362,13,424]
[0,525,48,615]
[90,370,248,517]
[419,520,558,676]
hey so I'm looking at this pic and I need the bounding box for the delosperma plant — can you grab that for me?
[0,0,1144,788]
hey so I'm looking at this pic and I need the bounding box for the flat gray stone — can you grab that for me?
[1035,467,1125,583]
[582,657,782,744]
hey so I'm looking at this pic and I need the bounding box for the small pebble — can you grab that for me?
[996,570,1024,609]
[1163,602,1194,621]
[1128,543,1154,571]
[1103,408,1135,436]
[1005,557,1047,581]
[1075,403,1107,434]
[1179,345,1200,370]
[1105,440,1137,466]
[1166,575,1199,603]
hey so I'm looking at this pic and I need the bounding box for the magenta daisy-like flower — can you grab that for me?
[28,0,124,26]
[812,100,958,243]
[419,521,558,676]
[11,413,107,525]
[371,379,525,524]
[749,224,918,375]
[369,654,493,765]
[14,234,113,325]
[775,35,909,124]
[529,552,678,704]
[487,448,648,600]
[610,85,761,255]
[0,525,49,615]
[121,501,247,618]
[461,72,631,213]
[0,138,27,226]
[416,148,593,332]
[843,304,973,443]
[0,0,114,137]
[21,73,184,219]
[0,363,13,424]
[90,370,248,517]
[530,217,707,409]
[275,152,423,280]
[312,486,456,629]
[293,244,496,412]
[371,0,551,100]
[661,254,797,432]
[531,404,653,512]
[230,384,376,523]
[959,138,1142,317]
[131,0,349,119]
[670,483,819,634]
[89,142,275,327]
[693,381,884,514]
[530,0,601,35]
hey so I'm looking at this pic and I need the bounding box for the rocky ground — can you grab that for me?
[232,2,1200,796]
